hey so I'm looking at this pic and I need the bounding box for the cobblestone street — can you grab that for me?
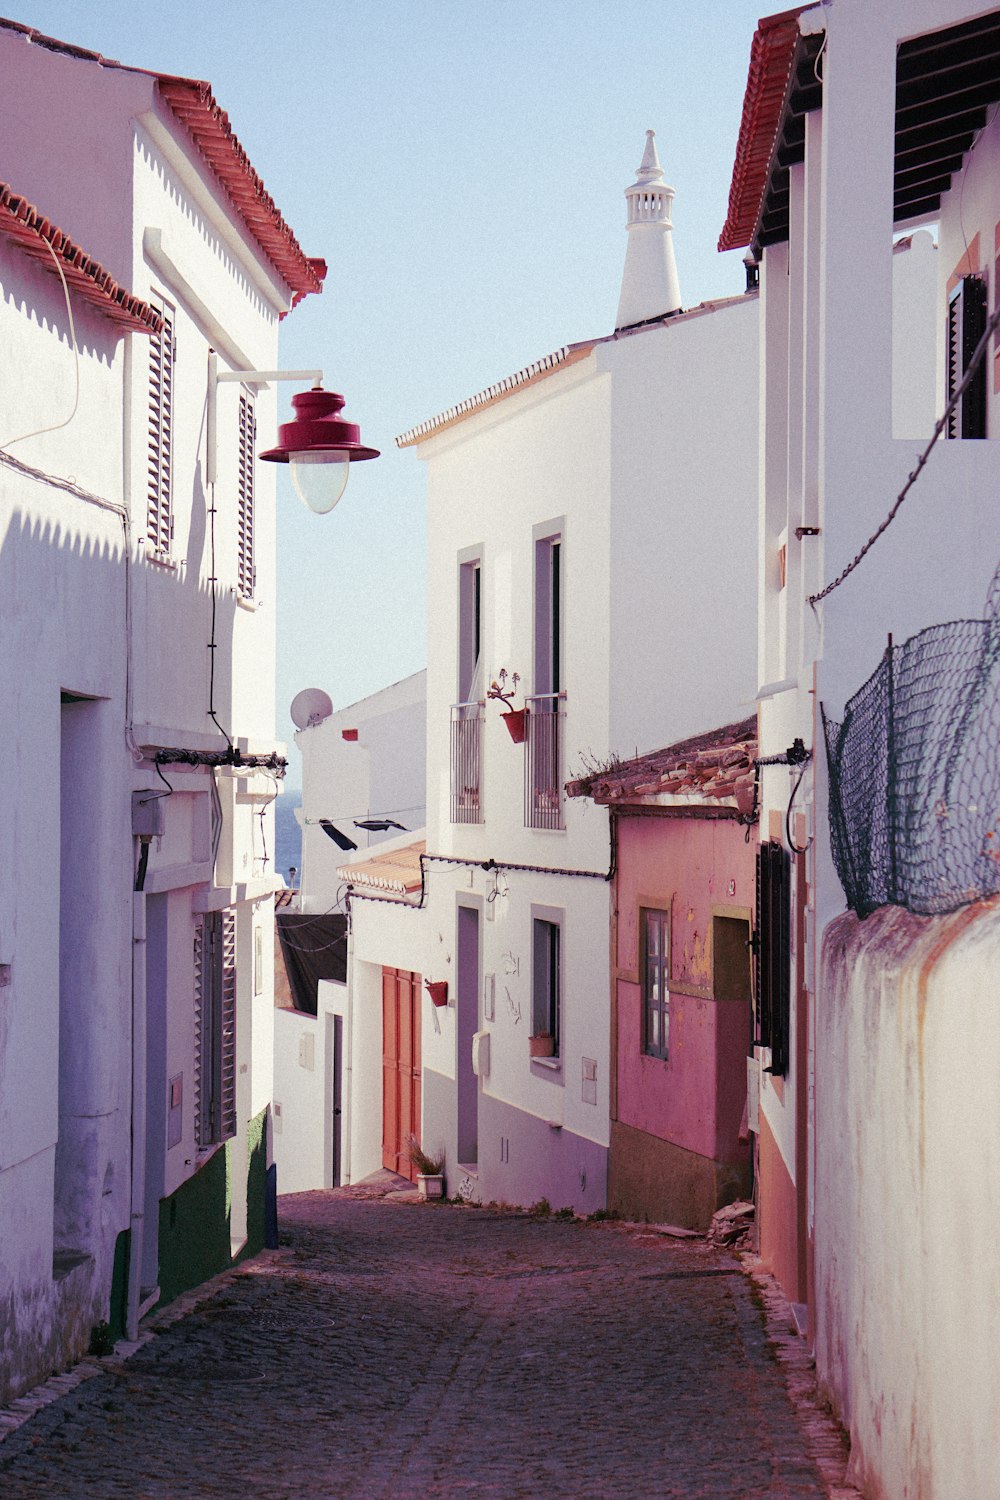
[0,1188,854,1499]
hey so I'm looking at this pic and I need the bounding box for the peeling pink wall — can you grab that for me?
[614,814,754,1164]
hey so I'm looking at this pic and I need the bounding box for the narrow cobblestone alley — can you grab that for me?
[0,1190,853,1500]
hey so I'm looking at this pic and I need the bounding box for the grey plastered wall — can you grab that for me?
[422,1067,457,1174]
[477,1092,607,1214]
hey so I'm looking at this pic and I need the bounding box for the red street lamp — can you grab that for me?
[206,352,379,515]
[260,386,379,515]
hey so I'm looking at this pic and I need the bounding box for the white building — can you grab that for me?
[341,136,761,1211]
[0,19,324,1400]
[294,669,427,912]
[724,6,1000,1496]
[271,672,426,1194]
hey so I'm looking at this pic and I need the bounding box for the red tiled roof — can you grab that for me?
[0,19,325,304]
[0,183,162,333]
[718,7,805,253]
[566,717,757,811]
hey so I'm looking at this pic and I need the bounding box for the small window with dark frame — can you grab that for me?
[531,916,561,1055]
[642,908,670,1060]
[754,842,790,1077]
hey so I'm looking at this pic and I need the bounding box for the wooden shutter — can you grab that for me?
[193,919,209,1148]
[218,908,237,1141]
[147,300,175,553]
[946,274,987,439]
[754,842,790,1077]
[194,910,238,1147]
[237,393,256,597]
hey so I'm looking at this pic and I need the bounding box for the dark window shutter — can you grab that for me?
[947,274,987,440]
[755,842,790,1077]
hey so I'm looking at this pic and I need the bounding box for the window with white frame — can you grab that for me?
[237,391,256,597]
[147,294,175,557]
[531,908,562,1056]
[194,909,237,1147]
[642,908,670,1060]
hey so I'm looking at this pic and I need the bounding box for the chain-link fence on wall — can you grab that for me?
[824,569,1000,918]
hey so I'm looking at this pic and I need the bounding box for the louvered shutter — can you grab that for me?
[237,394,256,598]
[194,910,238,1147]
[946,274,987,439]
[193,920,209,1147]
[218,908,238,1141]
[147,299,175,553]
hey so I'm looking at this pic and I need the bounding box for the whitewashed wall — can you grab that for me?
[0,239,133,1398]
[817,902,1000,1500]
[296,671,427,913]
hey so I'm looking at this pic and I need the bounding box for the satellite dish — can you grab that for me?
[290,687,334,730]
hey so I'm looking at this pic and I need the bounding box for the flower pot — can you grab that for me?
[417,1173,444,1199]
[425,980,448,1007]
[529,1033,555,1058]
[502,708,529,744]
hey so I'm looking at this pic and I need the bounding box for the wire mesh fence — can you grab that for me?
[824,568,1000,917]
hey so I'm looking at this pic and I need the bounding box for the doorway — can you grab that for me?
[381,967,422,1181]
[456,903,480,1168]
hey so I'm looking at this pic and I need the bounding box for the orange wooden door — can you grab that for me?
[382,967,422,1180]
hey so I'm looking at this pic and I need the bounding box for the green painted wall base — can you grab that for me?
[156,1107,269,1309]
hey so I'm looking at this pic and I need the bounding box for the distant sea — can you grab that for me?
[274,790,302,885]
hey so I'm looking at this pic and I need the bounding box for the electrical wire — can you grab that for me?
[0,236,80,450]
[205,481,233,751]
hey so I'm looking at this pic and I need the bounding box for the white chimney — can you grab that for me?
[615,129,682,331]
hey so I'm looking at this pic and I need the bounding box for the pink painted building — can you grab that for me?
[568,720,757,1227]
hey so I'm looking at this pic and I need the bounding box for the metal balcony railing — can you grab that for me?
[524,692,566,830]
[450,701,484,824]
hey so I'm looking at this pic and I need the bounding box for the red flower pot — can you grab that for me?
[425,980,449,1007]
[502,708,529,744]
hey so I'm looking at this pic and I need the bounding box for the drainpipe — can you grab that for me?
[126,889,147,1340]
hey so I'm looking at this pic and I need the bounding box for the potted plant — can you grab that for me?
[407,1135,445,1198]
[529,1033,555,1058]
[487,668,529,743]
[425,979,449,1007]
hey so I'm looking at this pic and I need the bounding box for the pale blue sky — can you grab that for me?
[14,1,767,784]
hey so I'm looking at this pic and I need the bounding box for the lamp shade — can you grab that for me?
[259,388,379,513]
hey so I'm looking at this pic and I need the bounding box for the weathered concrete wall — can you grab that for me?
[815,899,1000,1500]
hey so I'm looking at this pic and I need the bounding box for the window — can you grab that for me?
[947,274,987,439]
[147,295,175,556]
[526,523,565,829]
[458,555,482,703]
[237,392,256,597]
[531,912,561,1055]
[642,908,670,1060]
[452,551,484,824]
[754,842,790,1077]
[194,909,237,1147]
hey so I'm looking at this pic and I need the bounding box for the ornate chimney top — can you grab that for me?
[615,130,682,331]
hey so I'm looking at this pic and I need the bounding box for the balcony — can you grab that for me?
[524,692,565,830]
[450,701,483,824]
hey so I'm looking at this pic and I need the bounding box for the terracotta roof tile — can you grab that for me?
[718,7,805,253]
[0,183,162,333]
[566,717,757,811]
[0,19,324,304]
